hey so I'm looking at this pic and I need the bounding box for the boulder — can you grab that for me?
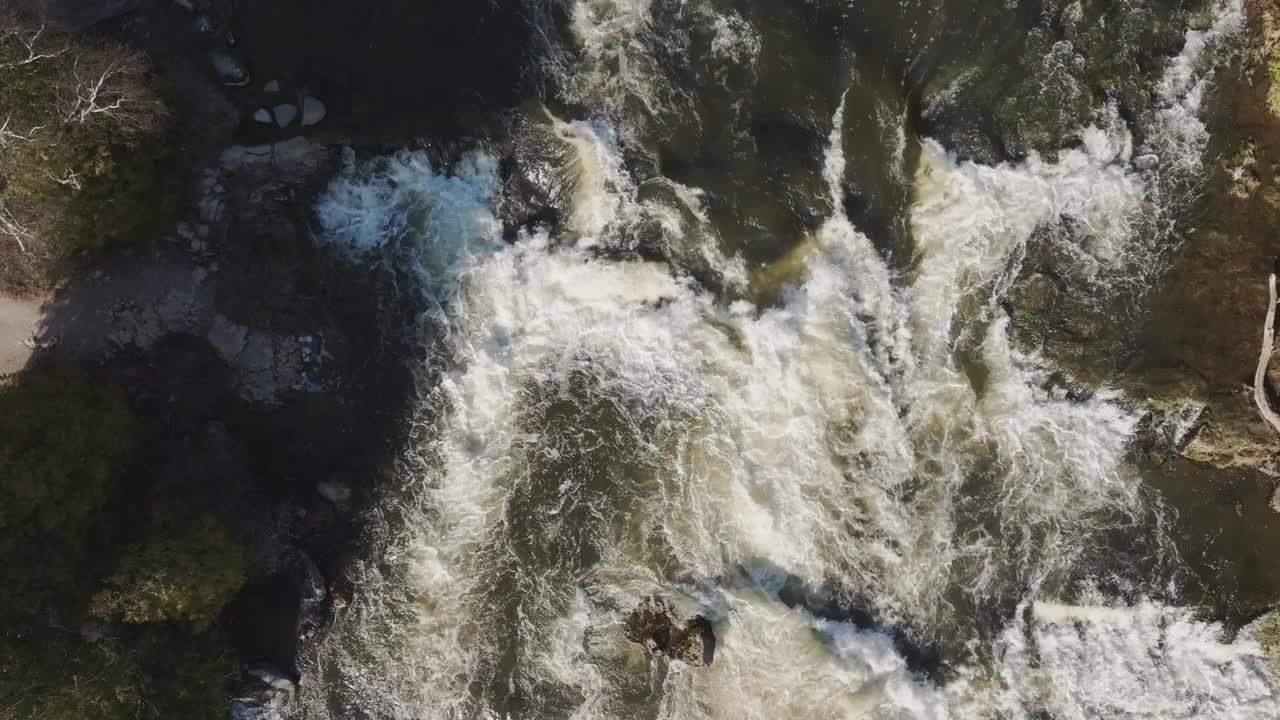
[253,108,272,124]
[296,552,328,641]
[273,103,298,128]
[301,96,327,127]
[624,597,715,666]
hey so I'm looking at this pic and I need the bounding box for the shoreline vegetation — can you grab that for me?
[0,7,180,296]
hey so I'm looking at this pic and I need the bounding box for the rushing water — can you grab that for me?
[303,0,1280,717]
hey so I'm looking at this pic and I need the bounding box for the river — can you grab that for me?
[299,0,1279,717]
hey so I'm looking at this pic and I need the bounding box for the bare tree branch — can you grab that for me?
[45,168,82,190]
[63,55,128,125]
[0,115,46,147]
[1254,273,1280,435]
[0,202,33,253]
[0,23,67,69]
[57,49,165,134]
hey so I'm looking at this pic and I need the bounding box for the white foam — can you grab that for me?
[963,600,1279,720]
[1146,0,1245,176]
[304,2,1272,716]
[562,0,759,131]
[307,100,1210,718]
[680,590,948,720]
[911,110,1140,344]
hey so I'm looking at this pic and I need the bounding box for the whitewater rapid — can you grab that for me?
[302,0,1277,717]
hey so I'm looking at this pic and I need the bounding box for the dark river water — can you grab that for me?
[292,0,1280,717]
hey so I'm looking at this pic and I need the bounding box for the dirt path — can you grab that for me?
[0,295,43,375]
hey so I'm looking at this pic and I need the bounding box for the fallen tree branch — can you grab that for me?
[45,168,82,190]
[1254,273,1280,435]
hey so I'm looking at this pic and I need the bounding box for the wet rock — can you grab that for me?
[316,475,353,510]
[229,662,297,720]
[301,96,327,127]
[994,37,1092,159]
[297,552,328,641]
[211,48,251,87]
[253,108,273,124]
[1179,393,1280,471]
[1134,154,1160,171]
[155,55,240,151]
[205,314,328,404]
[498,120,572,236]
[624,597,716,667]
[218,137,331,178]
[1224,140,1261,199]
[273,104,298,128]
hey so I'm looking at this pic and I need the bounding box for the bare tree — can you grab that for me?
[0,201,33,252]
[0,21,66,69]
[59,45,165,134]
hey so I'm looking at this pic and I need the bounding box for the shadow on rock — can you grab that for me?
[23,133,416,704]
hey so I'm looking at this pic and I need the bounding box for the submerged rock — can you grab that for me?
[316,475,353,511]
[624,597,716,666]
[211,48,251,87]
[229,663,297,720]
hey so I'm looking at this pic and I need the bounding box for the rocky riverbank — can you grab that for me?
[1,0,572,715]
[1137,0,1280,476]
[1132,0,1280,632]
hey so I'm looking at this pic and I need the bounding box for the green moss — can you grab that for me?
[1258,612,1280,676]
[60,138,190,254]
[1188,1,1217,32]
[0,366,137,536]
[0,624,235,720]
[0,366,138,622]
[92,510,246,631]
[1266,10,1280,118]
[0,366,241,717]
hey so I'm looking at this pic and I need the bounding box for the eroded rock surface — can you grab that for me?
[34,138,339,405]
[1135,5,1280,472]
[624,597,716,667]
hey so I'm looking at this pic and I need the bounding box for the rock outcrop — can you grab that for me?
[624,597,716,667]
[1134,4,1280,473]
[33,138,339,406]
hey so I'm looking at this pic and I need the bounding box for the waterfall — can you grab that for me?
[302,0,1274,717]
